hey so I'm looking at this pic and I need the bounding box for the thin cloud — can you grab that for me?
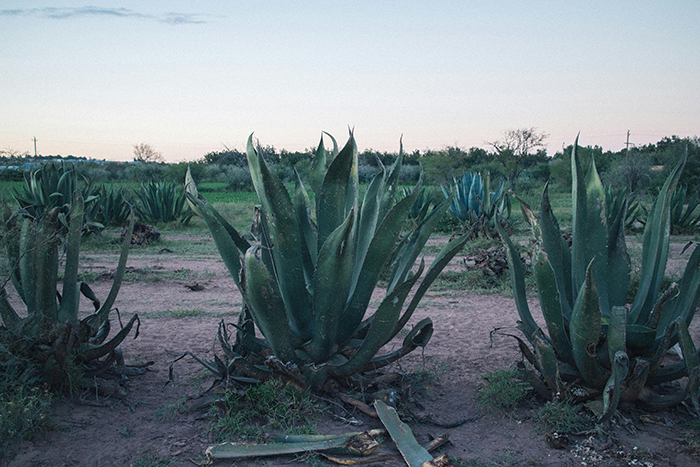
[0,6,210,24]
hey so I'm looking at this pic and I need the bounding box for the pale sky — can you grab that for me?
[2,1,698,162]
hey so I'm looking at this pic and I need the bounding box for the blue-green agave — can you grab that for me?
[498,137,700,422]
[185,132,470,389]
[441,171,511,237]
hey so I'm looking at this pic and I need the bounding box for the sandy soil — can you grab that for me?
[4,235,700,467]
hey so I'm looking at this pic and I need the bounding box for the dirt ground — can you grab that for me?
[5,234,700,467]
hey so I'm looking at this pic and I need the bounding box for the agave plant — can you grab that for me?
[86,184,132,230]
[13,161,103,234]
[0,192,138,391]
[184,132,470,390]
[604,185,641,232]
[498,138,700,422]
[668,185,700,234]
[441,171,511,237]
[400,186,436,225]
[134,180,193,225]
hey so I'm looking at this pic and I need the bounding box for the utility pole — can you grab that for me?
[33,137,37,158]
[625,131,630,159]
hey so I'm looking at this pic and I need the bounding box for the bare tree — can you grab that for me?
[133,143,164,163]
[488,127,549,190]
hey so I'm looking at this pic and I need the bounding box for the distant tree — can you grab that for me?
[133,143,164,163]
[488,127,549,190]
[609,150,652,193]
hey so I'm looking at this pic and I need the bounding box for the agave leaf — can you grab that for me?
[600,351,628,424]
[386,181,446,295]
[35,209,60,337]
[205,432,368,460]
[374,400,434,467]
[79,314,139,362]
[247,136,312,339]
[355,318,434,373]
[309,133,327,197]
[538,184,573,316]
[378,141,403,221]
[317,135,357,250]
[293,169,318,290]
[640,367,699,411]
[584,157,610,315]
[626,324,657,356]
[95,209,134,325]
[629,155,685,323]
[655,244,700,334]
[185,192,244,288]
[350,170,384,296]
[333,261,424,377]
[19,218,36,311]
[497,220,539,342]
[569,261,608,387]
[607,306,627,364]
[534,249,573,365]
[337,189,419,344]
[534,333,559,393]
[678,319,700,413]
[571,135,588,295]
[308,210,355,362]
[58,191,84,324]
[606,197,631,309]
[243,246,300,364]
[386,224,472,345]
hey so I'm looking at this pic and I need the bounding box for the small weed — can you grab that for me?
[154,399,186,422]
[477,366,529,412]
[77,270,100,283]
[407,359,450,396]
[534,400,590,433]
[120,427,133,437]
[129,451,174,467]
[210,379,325,441]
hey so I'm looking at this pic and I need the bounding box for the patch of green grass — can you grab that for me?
[154,399,186,422]
[477,366,529,412]
[431,269,512,295]
[533,400,590,433]
[0,375,55,460]
[121,266,201,282]
[210,379,325,442]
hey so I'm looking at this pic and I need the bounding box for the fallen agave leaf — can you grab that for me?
[374,400,451,467]
[205,429,383,460]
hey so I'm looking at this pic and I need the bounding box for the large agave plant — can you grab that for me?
[0,192,138,390]
[498,137,700,422]
[135,180,193,225]
[441,171,511,237]
[184,132,470,390]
